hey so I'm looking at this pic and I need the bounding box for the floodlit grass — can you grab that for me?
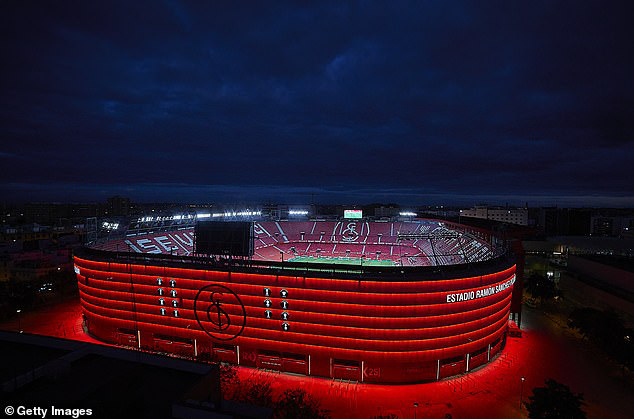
[287,255,396,266]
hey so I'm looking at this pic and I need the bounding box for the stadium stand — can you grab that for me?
[90,220,493,266]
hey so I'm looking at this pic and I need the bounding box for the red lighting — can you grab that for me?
[74,253,516,383]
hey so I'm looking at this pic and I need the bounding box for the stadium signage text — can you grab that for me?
[364,366,381,377]
[445,275,515,303]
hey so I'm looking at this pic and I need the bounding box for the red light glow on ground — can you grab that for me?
[3,299,632,418]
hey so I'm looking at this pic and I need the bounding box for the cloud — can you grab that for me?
[1,1,632,204]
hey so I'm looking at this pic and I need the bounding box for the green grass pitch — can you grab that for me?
[287,255,396,266]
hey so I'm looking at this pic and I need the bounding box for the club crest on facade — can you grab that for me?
[194,284,246,341]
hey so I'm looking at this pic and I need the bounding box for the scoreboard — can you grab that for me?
[344,209,363,219]
[194,221,253,256]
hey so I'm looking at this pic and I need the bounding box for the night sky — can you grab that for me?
[1,1,633,206]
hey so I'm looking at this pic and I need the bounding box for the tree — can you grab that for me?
[568,307,626,347]
[275,388,329,419]
[219,363,240,399]
[525,273,558,301]
[569,307,633,369]
[568,307,600,339]
[524,379,585,419]
[243,381,274,408]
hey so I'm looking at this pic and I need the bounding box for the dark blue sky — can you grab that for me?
[1,1,633,206]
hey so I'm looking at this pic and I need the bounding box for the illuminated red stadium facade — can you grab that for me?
[74,219,517,383]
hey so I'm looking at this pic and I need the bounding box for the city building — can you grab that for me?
[460,206,529,226]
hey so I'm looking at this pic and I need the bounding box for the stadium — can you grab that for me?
[73,213,517,383]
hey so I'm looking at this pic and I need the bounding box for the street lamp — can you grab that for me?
[413,402,419,419]
[16,309,22,333]
[520,376,526,410]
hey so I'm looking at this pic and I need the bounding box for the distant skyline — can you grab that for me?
[3,181,633,208]
[1,2,633,206]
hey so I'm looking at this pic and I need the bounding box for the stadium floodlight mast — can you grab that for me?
[211,210,261,218]
[136,214,195,224]
[399,211,417,217]
[289,210,309,216]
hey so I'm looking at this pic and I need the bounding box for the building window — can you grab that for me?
[170,279,176,288]
[172,300,178,307]
[173,310,179,317]
[159,298,165,306]
[160,308,166,316]
[170,290,177,297]
[281,311,289,320]
[158,288,164,296]
[157,278,163,285]
[281,322,290,331]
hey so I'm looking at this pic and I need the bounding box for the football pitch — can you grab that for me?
[287,255,396,266]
